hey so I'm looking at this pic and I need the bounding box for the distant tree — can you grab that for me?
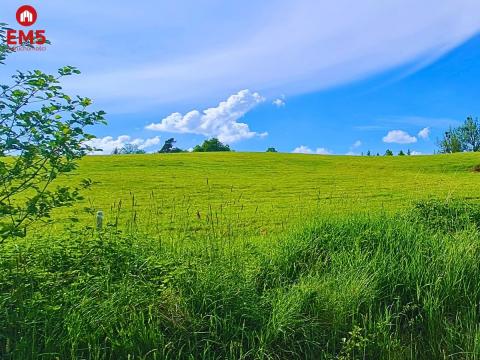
[458,117,480,152]
[119,144,146,154]
[159,138,175,153]
[438,117,480,153]
[366,150,371,156]
[266,147,277,152]
[398,150,405,156]
[407,149,411,156]
[112,147,120,155]
[376,153,380,156]
[438,128,463,154]
[193,138,231,152]
[159,138,183,153]
[384,149,394,156]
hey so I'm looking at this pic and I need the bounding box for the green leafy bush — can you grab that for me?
[0,25,106,240]
[193,138,231,152]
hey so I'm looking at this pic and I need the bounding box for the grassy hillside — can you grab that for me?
[3,153,480,359]
[4,201,480,359]
[55,152,480,236]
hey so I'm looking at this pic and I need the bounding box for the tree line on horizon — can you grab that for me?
[111,137,232,154]
[112,117,480,155]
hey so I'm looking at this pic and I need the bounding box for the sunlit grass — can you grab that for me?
[2,153,480,359]
[51,152,480,237]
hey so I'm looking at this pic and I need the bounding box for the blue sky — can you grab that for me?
[3,0,480,154]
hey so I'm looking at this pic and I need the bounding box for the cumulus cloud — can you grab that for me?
[273,98,285,107]
[292,146,331,154]
[146,89,266,143]
[411,150,423,155]
[418,127,430,139]
[86,135,161,154]
[292,145,312,154]
[315,147,331,155]
[382,130,417,144]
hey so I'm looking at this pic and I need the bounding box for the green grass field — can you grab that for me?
[2,153,480,359]
[56,152,480,236]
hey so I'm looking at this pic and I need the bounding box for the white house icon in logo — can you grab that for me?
[20,10,33,23]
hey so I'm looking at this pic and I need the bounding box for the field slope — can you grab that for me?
[58,152,480,236]
[2,153,480,359]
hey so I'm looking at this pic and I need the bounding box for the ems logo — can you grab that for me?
[16,5,37,27]
[7,5,46,50]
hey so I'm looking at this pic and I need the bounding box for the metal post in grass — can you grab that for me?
[96,210,104,232]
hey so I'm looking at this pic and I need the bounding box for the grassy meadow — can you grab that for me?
[53,152,480,236]
[2,152,480,359]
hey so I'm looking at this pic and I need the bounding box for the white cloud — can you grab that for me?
[418,127,430,139]
[382,130,417,144]
[273,98,285,107]
[411,150,423,155]
[293,145,313,154]
[352,140,362,148]
[292,146,331,154]
[315,147,331,155]
[56,1,480,108]
[86,135,161,154]
[346,151,361,156]
[146,89,266,143]
[133,136,162,149]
